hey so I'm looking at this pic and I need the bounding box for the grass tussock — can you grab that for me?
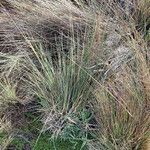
[0,0,149,149]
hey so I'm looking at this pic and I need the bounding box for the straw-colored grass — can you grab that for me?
[0,0,149,149]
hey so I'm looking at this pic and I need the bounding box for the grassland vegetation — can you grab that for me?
[0,0,149,149]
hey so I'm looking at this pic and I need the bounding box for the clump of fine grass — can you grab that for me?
[92,59,149,149]
[22,41,92,139]
[0,51,33,105]
[85,1,150,149]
